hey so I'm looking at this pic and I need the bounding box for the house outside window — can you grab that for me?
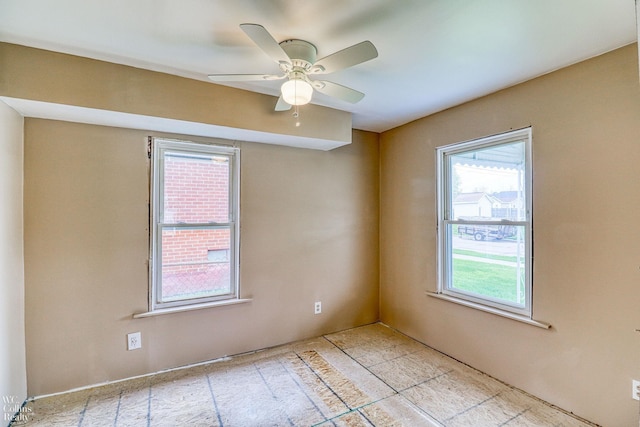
[436,128,532,317]
[150,138,240,311]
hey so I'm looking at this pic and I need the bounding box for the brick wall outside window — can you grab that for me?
[160,154,231,299]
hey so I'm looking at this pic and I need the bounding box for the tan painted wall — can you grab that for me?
[0,101,26,409]
[380,44,640,426]
[24,119,379,396]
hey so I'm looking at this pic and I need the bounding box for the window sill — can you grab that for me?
[426,292,550,329]
[133,298,252,318]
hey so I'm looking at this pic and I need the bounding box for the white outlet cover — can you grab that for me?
[633,380,640,400]
[314,301,322,314]
[127,332,142,351]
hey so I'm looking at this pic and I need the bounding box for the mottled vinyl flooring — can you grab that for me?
[11,323,595,426]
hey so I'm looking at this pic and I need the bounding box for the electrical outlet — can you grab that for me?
[127,332,142,351]
[314,301,322,314]
[633,380,640,400]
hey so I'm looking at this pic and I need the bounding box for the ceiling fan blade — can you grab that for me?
[275,96,292,111]
[313,80,365,103]
[208,74,285,82]
[310,41,378,74]
[240,23,291,65]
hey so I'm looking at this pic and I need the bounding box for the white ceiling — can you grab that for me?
[0,0,636,133]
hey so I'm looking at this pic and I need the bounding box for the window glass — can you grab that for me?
[160,227,231,302]
[163,153,229,224]
[448,141,526,221]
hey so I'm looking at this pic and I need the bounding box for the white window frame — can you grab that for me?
[150,138,240,312]
[436,128,533,318]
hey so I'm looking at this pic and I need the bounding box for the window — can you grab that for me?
[150,138,240,311]
[436,128,532,317]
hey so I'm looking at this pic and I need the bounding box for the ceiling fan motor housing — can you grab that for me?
[280,39,317,69]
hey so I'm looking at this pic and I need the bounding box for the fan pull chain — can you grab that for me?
[293,80,301,126]
[293,105,301,127]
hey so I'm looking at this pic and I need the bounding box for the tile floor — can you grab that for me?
[9,323,596,426]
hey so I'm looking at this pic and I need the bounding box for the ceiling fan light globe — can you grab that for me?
[281,79,313,106]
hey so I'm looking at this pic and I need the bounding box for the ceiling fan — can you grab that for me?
[208,23,378,112]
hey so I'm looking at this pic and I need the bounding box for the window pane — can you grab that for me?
[160,227,231,302]
[449,141,526,221]
[449,223,526,306]
[163,152,229,224]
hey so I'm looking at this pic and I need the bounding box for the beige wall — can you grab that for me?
[380,43,640,426]
[24,119,379,396]
[0,101,26,409]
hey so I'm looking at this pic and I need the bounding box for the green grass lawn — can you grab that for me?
[451,256,524,304]
[453,248,518,263]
